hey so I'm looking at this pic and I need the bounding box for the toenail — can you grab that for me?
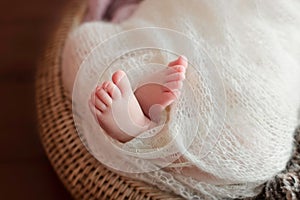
[96,86,102,91]
[97,88,104,95]
[175,65,185,72]
[102,82,109,89]
[115,73,125,84]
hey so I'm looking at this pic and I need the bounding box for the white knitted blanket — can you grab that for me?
[62,0,300,199]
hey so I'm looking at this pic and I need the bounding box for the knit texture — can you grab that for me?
[62,0,300,199]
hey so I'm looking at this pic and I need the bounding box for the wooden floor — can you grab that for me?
[0,0,72,199]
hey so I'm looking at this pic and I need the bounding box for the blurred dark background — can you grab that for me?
[0,0,73,199]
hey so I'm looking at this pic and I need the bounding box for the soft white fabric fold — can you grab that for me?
[62,0,300,199]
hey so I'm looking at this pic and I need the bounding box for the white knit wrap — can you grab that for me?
[62,0,300,199]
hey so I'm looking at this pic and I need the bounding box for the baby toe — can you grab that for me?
[103,81,121,99]
[95,98,107,112]
[112,70,132,96]
[168,56,188,68]
[94,107,104,123]
[164,81,183,91]
[166,72,185,82]
[89,99,103,121]
[90,92,105,112]
[90,90,98,105]
[167,65,185,74]
[178,56,188,68]
[88,99,97,115]
[97,88,112,107]
[101,81,110,90]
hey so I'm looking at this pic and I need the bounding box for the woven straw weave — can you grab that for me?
[35,0,300,199]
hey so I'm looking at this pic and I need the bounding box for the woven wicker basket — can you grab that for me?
[35,0,300,199]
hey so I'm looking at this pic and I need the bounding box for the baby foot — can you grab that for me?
[89,70,152,143]
[134,56,188,122]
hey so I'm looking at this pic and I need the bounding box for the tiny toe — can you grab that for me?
[168,57,181,67]
[178,55,188,67]
[97,88,113,106]
[90,91,107,112]
[95,98,107,112]
[90,91,98,105]
[166,72,185,82]
[89,99,102,118]
[89,99,96,114]
[112,70,132,95]
[112,70,126,84]
[103,81,121,99]
[94,107,104,123]
[164,81,183,91]
[168,56,188,68]
[167,65,185,74]
[101,81,110,90]
[173,65,186,72]
[89,99,104,122]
